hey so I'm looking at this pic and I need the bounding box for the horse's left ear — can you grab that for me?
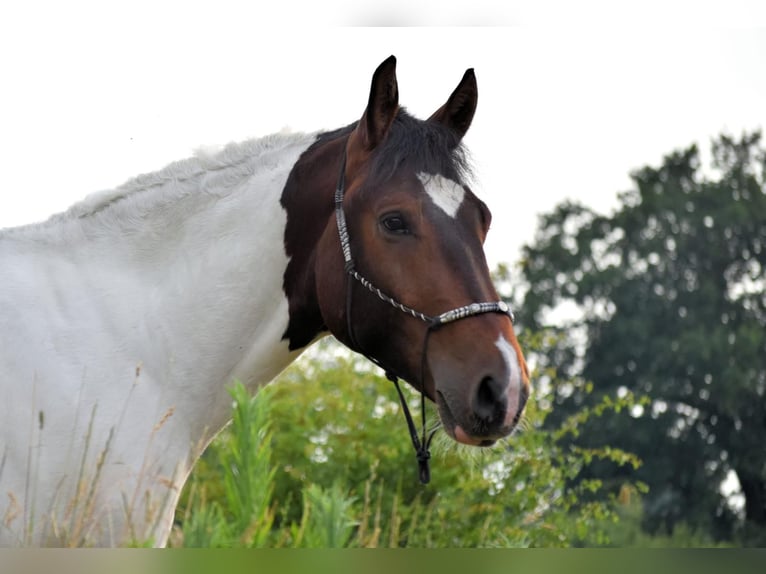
[428,68,477,142]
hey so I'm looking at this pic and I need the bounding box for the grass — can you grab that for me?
[4,392,183,547]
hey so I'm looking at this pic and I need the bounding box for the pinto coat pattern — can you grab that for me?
[0,133,315,546]
[0,56,528,546]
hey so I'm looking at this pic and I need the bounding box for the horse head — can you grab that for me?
[284,56,529,450]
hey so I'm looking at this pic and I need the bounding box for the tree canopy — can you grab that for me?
[519,132,766,543]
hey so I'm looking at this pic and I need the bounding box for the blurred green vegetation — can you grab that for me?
[172,334,641,547]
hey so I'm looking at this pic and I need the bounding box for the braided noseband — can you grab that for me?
[334,150,514,484]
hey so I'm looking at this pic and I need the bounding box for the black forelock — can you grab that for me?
[368,109,472,186]
[314,109,473,188]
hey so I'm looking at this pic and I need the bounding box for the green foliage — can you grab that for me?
[221,382,276,546]
[292,483,357,548]
[175,383,275,547]
[174,337,641,547]
[518,131,766,544]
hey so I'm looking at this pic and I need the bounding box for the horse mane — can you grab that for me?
[66,130,314,219]
[1,130,315,239]
[369,109,474,186]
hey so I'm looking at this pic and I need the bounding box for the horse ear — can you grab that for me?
[353,55,399,151]
[428,68,477,141]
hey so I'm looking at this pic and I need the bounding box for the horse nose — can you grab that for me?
[473,374,508,426]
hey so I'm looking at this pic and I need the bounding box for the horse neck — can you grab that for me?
[0,131,345,546]
[16,133,318,429]
[120,135,320,389]
[279,133,349,350]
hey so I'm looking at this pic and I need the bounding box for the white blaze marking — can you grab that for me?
[495,334,523,425]
[417,172,465,218]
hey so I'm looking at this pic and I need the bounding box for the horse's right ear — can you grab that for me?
[350,55,399,152]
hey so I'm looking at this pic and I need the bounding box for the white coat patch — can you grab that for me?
[495,334,523,423]
[0,131,317,547]
[417,172,465,218]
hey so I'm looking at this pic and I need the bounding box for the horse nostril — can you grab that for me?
[474,375,507,423]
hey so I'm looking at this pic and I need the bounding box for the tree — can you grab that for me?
[519,132,766,543]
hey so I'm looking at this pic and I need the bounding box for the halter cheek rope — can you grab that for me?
[334,151,514,485]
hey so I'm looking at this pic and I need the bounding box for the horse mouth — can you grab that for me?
[435,391,498,448]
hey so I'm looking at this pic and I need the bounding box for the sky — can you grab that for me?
[1,3,765,269]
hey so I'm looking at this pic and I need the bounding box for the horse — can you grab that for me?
[0,56,529,547]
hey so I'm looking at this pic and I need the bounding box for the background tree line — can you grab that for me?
[517,131,765,545]
[172,131,765,547]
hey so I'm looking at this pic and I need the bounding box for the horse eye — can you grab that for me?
[381,213,409,234]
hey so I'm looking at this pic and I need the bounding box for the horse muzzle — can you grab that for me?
[436,380,529,447]
[432,334,530,446]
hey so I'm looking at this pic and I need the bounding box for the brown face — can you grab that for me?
[303,56,529,447]
[319,166,529,446]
